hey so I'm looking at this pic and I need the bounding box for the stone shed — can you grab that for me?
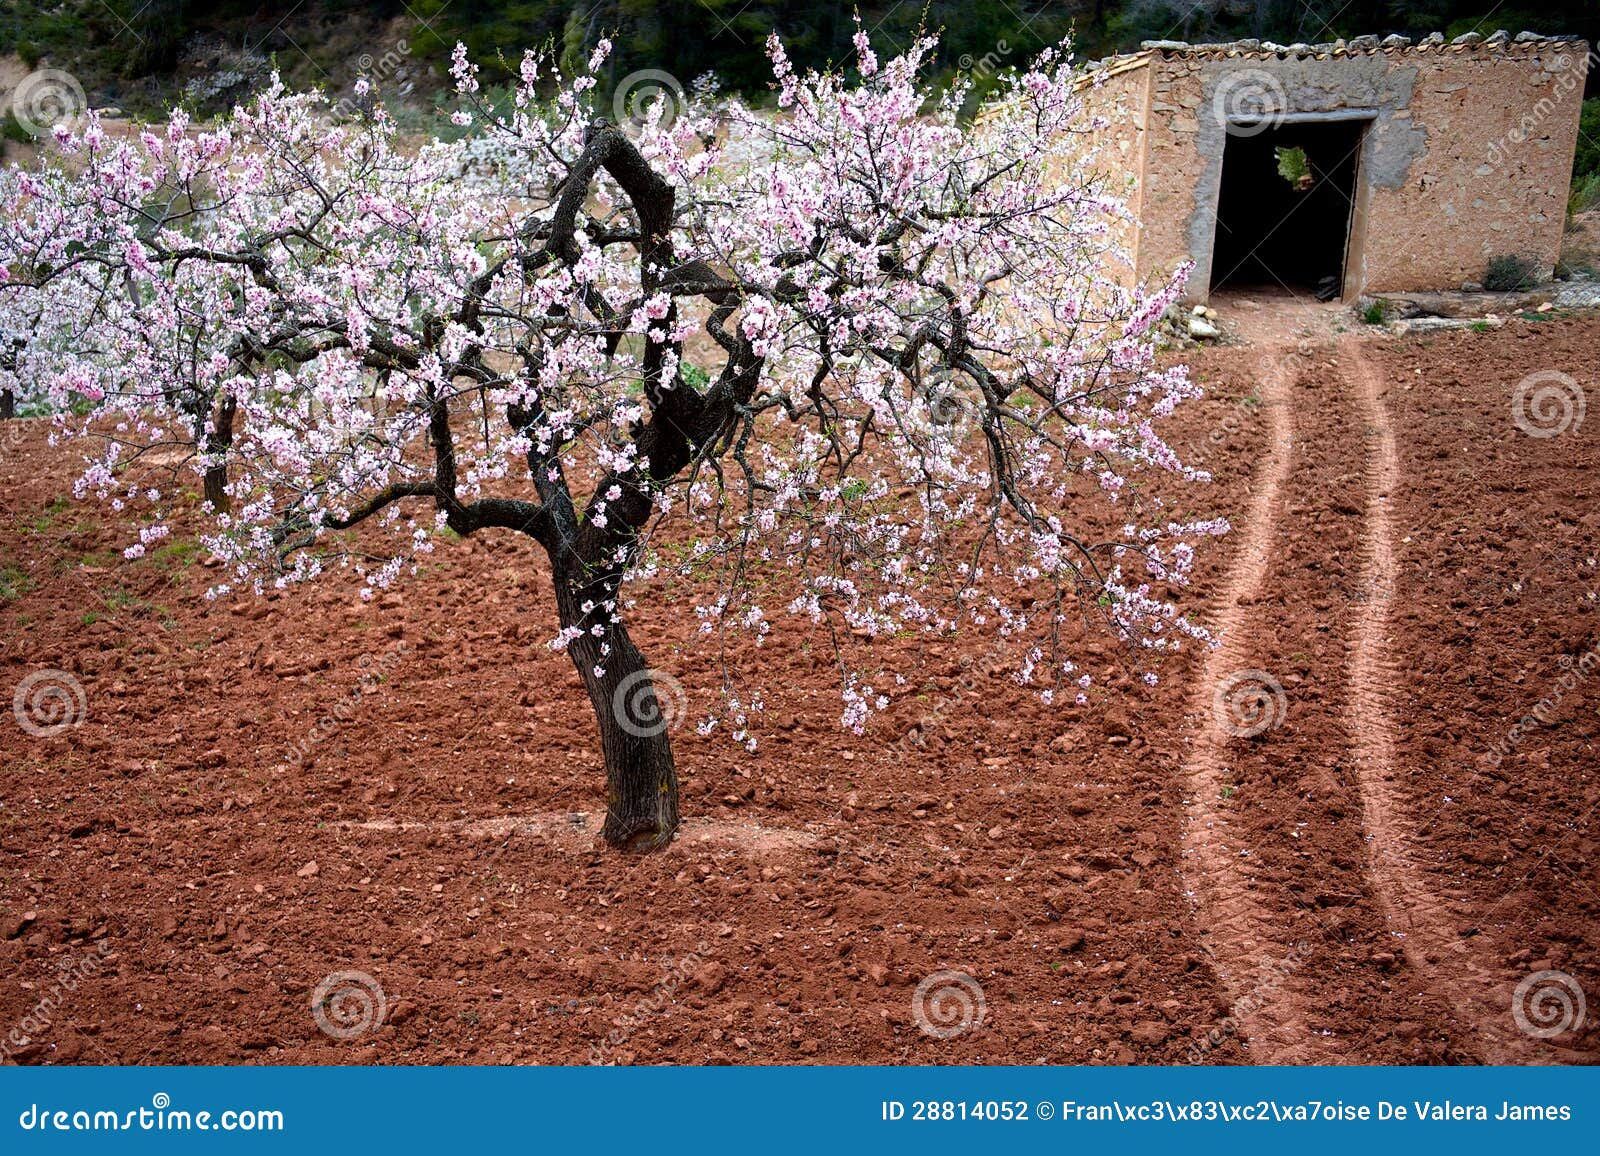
[1072,30,1591,302]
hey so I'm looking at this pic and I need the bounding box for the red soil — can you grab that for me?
[0,307,1595,1065]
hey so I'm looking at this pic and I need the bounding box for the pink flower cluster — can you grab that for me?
[0,26,1224,743]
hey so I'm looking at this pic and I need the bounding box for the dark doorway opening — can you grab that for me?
[1209,118,1367,298]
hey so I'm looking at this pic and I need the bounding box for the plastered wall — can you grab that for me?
[1080,40,1588,301]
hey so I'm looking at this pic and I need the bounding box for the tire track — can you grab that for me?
[1342,341,1551,1064]
[1178,327,1339,1063]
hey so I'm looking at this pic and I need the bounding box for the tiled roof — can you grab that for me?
[1084,30,1587,71]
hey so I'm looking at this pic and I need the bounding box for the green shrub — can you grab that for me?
[1275,146,1311,188]
[1484,255,1540,292]
[2,112,35,145]
[1570,171,1600,218]
[1575,98,1600,185]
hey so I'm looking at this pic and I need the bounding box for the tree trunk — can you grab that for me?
[203,395,237,512]
[203,463,229,512]
[565,613,681,851]
[0,388,13,420]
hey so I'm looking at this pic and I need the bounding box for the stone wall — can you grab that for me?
[1065,58,1152,290]
[1091,36,1590,301]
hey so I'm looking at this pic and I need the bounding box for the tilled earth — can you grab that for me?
[0,305,1595,1065]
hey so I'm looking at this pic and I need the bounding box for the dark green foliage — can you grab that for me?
[0,2,1595,123]
[1484,254,1541,291]
[1275,146,1311,186]
[1575,98,1600,184]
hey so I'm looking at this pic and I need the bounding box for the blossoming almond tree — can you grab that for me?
[1,30,1222,851]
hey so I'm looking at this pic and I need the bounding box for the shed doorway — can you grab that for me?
[1209,117,1368,299]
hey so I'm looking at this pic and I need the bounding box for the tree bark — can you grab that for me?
[203,396,237,512]
[0,388,13,420]
[203,463,228,511]
[553,564,681,851]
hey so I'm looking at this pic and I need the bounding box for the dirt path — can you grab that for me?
[1342,342,1562,1064]
[1183,307,1580,1064]
[1178,300,1531,1064]
[1178,303,1340,1063]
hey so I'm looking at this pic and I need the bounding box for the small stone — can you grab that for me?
[296,860,320,878]
[693,962,728,995]
[1188,315,1221,339]
[1130,1020,1169,1046]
